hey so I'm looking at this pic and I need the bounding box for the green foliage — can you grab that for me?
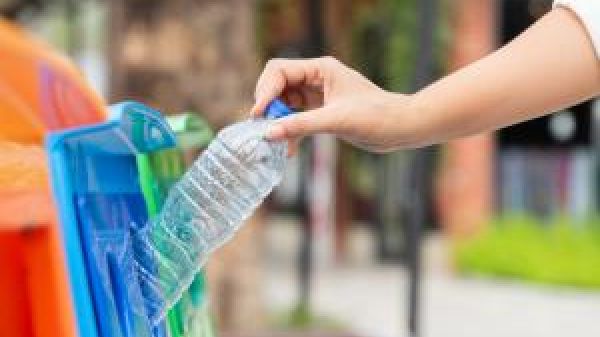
[351,0,450,91]
[271,302,344,331]
[454,214,600,289]
[382,0,419,91]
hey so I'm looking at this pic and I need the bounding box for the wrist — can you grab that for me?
[383,91,433,149]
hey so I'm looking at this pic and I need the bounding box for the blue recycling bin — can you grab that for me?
[47,102,177,337]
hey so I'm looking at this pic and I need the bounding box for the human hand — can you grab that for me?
[252,56,412,154]
[253,8,600,154]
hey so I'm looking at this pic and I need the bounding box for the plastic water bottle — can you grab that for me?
[135,99,293,325]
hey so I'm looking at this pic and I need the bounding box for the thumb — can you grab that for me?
[265,106,336,140]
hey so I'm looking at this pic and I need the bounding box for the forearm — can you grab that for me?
[404,7,600,147]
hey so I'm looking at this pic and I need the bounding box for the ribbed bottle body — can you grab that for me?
[135,119,286,325]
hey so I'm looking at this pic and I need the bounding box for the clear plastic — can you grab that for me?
[134,118,286,325]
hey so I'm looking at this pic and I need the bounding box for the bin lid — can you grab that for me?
[166,113,214,150]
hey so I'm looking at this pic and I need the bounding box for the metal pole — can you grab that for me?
[406,152,424,337]
[297,0,325,311]
[408,0,438,336]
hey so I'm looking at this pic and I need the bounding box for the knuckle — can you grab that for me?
[265,58,285,69]
[283,119,302,138]
[291,117,309,136]
[320,56,339,67]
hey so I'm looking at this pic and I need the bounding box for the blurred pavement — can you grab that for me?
[264,216,600,337]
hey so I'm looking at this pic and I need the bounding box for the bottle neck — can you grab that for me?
[265,99,293,119]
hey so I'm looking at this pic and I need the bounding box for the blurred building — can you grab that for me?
[497,0,596,220]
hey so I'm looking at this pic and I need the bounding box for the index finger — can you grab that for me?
[251,58,323,117]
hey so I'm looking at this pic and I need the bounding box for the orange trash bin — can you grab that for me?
[0,141,76,337]
[0,16,106,337]
[0,18,106,144]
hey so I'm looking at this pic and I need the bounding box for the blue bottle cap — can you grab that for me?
[265,99,293,119]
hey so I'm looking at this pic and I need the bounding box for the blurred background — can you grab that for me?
[1,0,600,337]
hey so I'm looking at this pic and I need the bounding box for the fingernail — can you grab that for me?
[266,124,285,139]
[250,99,265,116]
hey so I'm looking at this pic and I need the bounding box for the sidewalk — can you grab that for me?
[263,218,600,337]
